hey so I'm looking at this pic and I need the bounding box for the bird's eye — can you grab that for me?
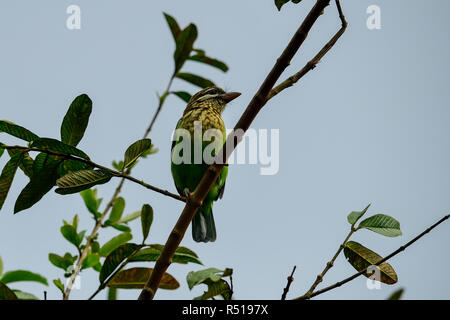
[207,89,219,95]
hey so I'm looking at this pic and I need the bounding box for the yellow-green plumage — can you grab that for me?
[171,86,240,242]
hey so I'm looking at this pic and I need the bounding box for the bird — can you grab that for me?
[171,86,241,242]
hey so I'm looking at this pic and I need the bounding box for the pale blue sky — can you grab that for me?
[0,0,449,300]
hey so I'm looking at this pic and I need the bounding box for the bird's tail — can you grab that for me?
[192,202,216,243]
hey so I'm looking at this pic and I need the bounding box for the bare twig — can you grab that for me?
[143,76,174,138]
[281,266,297,300]
[302,203,370,296]
[303,225,356,297]
[138,0,334,300]
[267,0,347,100]
[294,214,450,300]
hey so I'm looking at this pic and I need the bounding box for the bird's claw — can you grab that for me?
[183,188,191,200]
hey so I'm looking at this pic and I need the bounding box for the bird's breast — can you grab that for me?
[179,108,225,135]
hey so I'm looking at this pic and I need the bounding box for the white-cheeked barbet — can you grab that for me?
[171,86,241,242]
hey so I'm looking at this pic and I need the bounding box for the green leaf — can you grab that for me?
[55,169,112,195]
[175,73,215,89]
[128,247,160,262]
[0,151,24,210]
[99,243,140,283]
[60,225,81,248]
[0,256,3,276]
[275,0,290,11]
[72,214,79,230]
[188,54,229,72]
[13,290,39,300]
[60,159,92,176]
[388,288,404,300]
[31,137,89,160]
[0,270,48,286]
[358,214,402,237]
[0,145,4,159]
[129,245,202,265]
[93,263,102,273]
[109,197,125,223]
[275,0,302,11]
[53,279,65,294]
[82,254,100,270]
[186,268,225,290]
[344,241,398,285]
[0,281,18,300]
[60,94,92,147]
[347,204,371,225]
[14,153,61,213]
[7,149,34,178]
[171,91,192,103]
[140,204,153,243]
[174,24,198,73]
[123,139,152,169]
[194,279,231,300]
[0,120,39,142]
[163,12,181,41]
[92,241,100,253]
[80,188,100,215]
[99,233,133,257]
[48,253,74,271]
[118,210,141,224]
[112,160,124,171]
[103,221,131,233]
[107,267,179,290]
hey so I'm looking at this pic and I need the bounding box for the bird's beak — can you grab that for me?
[221,92,241,103]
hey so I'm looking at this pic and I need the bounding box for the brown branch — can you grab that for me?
[281,266,297,300]
[138,0,333,300]
[294,214,450,300]
[267,0,347,100]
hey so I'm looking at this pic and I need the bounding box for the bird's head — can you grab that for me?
[186,86,241,114]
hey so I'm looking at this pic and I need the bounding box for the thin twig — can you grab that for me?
[2,145,185,203]
[267,0,347,100]
[143,76,174,138]
[281,266,297,300]
[304,226,356,297]
[294,214,450,300]
[302,203,369,297]
[138,0,333,300]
